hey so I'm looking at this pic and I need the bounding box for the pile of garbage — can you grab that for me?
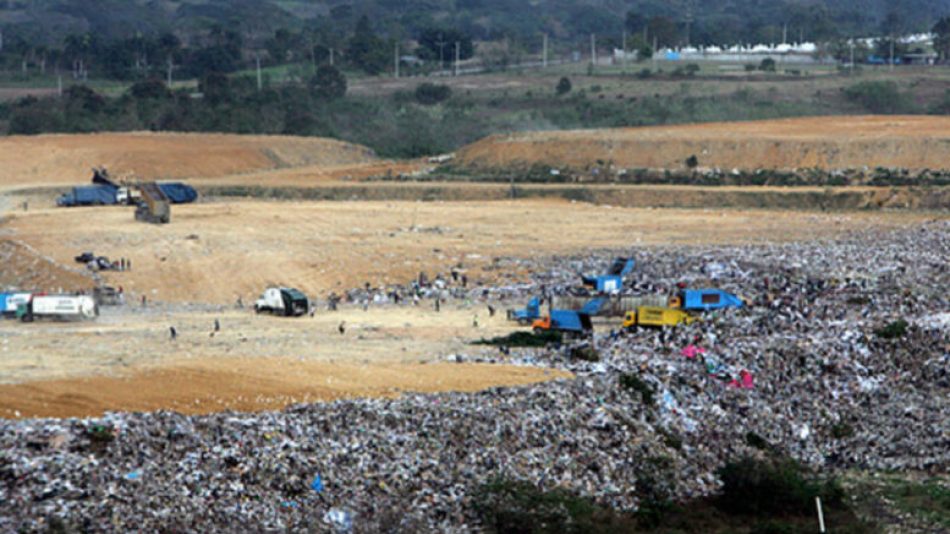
[0,221,947,531]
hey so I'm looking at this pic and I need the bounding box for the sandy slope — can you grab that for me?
[0,132,378,189]
[456,115,950,172]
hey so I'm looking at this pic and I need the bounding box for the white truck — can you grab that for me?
[1,292,33,317]
[22,295,98,321]
[255,287,309,317]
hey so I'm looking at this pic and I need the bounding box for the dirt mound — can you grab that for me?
[0,239,95,292]
[455,115,950,173]
[0,132,377,189]
[0,359,570,418]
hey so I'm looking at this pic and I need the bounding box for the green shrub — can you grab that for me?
[619,373,655,406]
[556,76,572,95]
[570,346,600,362]
[759,58,776,72]
[473,330,562,347]
[875,319,908,339]
[717,455,845,517]
[844,81,911,114]
[749,520,799,534]
[414,82,452,105]
[473,478,634,533]
[744,63,757,71]
[831,422,854,439]
[684,63,700,76]
[309,65,347,100]
[745,431,771,451]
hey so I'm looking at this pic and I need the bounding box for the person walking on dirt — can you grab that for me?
[169,326,177,340]
[214,319,220,332]
[338,321,346,335]
[434,298,440,312]
[487,304,496,317]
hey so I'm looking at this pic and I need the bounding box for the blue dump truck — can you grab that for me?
[507,297,541,324]
[581,257,635,293]
[672,289,744,311]
[530,298,604,335]
[57,168,198,207]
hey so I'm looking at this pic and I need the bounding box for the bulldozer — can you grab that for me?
[134,182,171,224]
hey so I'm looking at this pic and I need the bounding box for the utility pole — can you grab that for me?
[590,33,596,68]
[782,23,788,45]
[255,52,262,91]
[542,33,548,68]
[653,36,658,71]
[394,42,400,78]
[454,41,460,76]
[685,1,694,47]
[329,48,334,66]
[0,28,4,52]
[622,30,627,70]
[889,37,895,71]
[57,74,63,97]
[167,57,174,86]
[437,33,446,72]
[849,39,855,76]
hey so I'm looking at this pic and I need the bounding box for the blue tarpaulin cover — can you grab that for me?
[158,183,198,204]
[57,185,118,207]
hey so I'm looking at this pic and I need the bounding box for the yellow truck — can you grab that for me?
[622,306,696,329]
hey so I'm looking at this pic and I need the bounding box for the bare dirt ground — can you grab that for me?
[0,127,943,421]
[0,305,570,418]
[456,115,950,172]
[0,132,380,190]
[3,199,933,303]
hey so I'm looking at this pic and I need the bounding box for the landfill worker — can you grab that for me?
[338,321,346,335]
[169,326,177,340]
[487,304,496,317]
[473,314,479,328]
[214,319,220,332]
[435,298,440,312]
[141,295,147,307]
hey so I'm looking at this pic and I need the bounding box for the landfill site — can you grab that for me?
[0,116,948,531]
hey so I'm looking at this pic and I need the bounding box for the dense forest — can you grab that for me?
[1,0,948,49]
[1,0,949,82]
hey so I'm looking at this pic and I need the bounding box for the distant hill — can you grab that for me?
[1,0,948,48]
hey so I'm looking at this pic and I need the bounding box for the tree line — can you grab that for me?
[2,1,950,83]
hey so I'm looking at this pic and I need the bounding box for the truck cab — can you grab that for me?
[531,310,593,335]
[623,306,695,329]
[507,297,541,325]
[255,287,310,317]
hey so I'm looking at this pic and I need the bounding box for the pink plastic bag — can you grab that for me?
[680,345,706,359]
[739,369,754,389]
